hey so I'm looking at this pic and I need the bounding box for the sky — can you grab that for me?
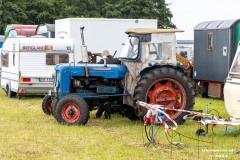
[165,0,240,40]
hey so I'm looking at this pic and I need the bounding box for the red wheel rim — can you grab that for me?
[61,102,80,123]
[146,78,186,119]
[47,98,52,112]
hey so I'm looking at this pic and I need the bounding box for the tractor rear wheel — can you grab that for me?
[53,94,89,125]
[133,67,195,124]
[42,95,53,115]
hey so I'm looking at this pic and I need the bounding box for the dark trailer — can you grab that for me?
[193,19,240,97]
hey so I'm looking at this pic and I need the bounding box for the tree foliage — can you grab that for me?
[0,0,175,34]
[0,0,2,18]
[101,0,175,28]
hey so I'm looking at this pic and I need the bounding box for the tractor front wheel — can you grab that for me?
[133,67,195,124]
[42,95,53,115]
[53,94,89,125]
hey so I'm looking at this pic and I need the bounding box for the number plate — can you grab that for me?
[39,78,53,82]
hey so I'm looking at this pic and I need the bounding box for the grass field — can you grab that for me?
[0,89,239,160]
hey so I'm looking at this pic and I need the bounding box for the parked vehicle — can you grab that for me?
[1,37,74,97]
[55,18,158,63]
[43,28,195,125]
[224,43,240,119]
[193,19,240,98]
[184,44,240,135]
[4,24,37,39]
[36,24,55,38]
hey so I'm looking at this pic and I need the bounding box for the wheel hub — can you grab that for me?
[47,99,52,112]
[68,108,75,115]
[62,103,80,123]
[146,78,187,119]
[149,85,178,109]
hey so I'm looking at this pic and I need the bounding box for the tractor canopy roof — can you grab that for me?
[125,28,184,34]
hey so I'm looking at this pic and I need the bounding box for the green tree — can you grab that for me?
[0,0,2,17]
[1,0,28,33]
[0,0,175,34]
[100,0,175,28]
[25,0,100,24]
[26,0,58,24]
[0,0,2,31]
[64,0,100,17]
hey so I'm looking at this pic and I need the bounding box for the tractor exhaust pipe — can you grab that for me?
[80,27,88,64]
[80,27,89,85]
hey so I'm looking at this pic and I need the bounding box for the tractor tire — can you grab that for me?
[120,104,139,120]
[133,67,195,124]
[42,95,53,115]
[53,94,89,125]
[51,98,59,113]
[6,85,16,98]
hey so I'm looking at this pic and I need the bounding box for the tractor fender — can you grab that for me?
[140,65,184,77]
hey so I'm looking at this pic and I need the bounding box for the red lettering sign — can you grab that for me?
[22,46,45,50]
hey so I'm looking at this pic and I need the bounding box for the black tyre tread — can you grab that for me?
[42,95,53,115]
[6,85,16,98]
[133,67,195,125]
[120,105,139,120]
[51,98,59,113]
[53,94,89,125]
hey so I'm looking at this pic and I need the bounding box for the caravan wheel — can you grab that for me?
[6,85,16,98]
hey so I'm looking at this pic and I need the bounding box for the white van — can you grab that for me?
[1,37,74,97]
[55,18,157,62]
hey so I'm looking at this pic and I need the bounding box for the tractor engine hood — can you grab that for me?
[55,64,127,79]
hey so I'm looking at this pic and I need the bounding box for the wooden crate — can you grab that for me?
[208,83,223,98]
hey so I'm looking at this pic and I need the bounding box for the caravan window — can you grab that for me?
[46,53,69,65]
[230,51,240,78]
[2,52,9,67]
[207,32,213,51]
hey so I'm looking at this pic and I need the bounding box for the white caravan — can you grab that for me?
[1,37,74,97]
[55,18,157,62]
[224,44,240,119]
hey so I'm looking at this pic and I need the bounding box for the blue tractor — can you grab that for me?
[42,28,195,125]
